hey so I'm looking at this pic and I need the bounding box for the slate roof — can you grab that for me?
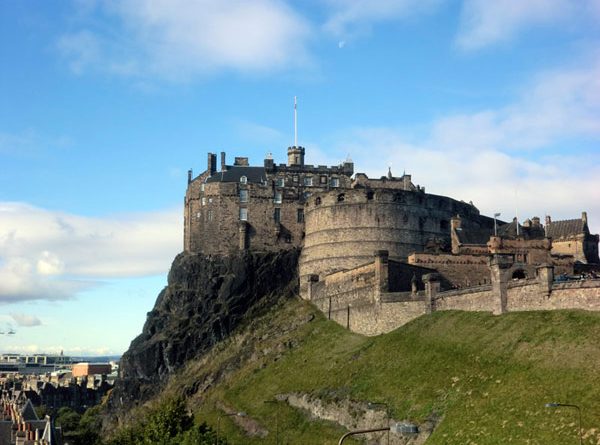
[455,227,492,245]
[205,166,267,184]
[456,220,546,245]
[546,219,585,239]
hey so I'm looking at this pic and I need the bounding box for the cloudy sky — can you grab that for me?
[1,0,599,355]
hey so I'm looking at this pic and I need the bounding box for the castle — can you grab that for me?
[185,145,600,334]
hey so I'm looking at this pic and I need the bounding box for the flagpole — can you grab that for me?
[294,96,298,147]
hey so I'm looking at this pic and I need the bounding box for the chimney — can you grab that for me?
[545,215,551,226]
[220,152,226,172]
[582,211,588,225]
[532,216,540,227]
[207,153,217,176]
[187,169,192,184]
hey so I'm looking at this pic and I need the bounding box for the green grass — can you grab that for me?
[151,299,600,444]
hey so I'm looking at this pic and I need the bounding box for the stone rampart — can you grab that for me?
[299,188,492,284]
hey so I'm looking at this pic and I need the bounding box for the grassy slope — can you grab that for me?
[159,298,600,444]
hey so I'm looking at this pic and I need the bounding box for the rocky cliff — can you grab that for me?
[109,248,299,411]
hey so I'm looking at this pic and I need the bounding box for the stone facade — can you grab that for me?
[307,250,600,336]
[299,186,495,288]
[184,149,353,254]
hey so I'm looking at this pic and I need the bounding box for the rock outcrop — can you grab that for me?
[110,248,299,411]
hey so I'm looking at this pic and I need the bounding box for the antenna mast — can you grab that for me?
[294,96,298,147]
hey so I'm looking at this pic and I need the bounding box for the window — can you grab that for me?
[320,175,327,184]
[297,209,304,223]
[207,210,213,221]
[201,184,205,192]
[208,197,213,203]
[201,197,206,206]
[330,178,339,187]
[274,208,281,223]
[196,212,201,219]
[239,208,248,221]
[240,176,247,184]
[239,190,248,203]
[303,191,311,201]
[293,175,299,183]
[337,193,345,202]
[274,192,282,204]
[366,191,374,200]
[276,178,285,187]
[304,176,313,186]
[315,197,322,205]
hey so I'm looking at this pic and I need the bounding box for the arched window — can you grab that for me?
[366,191,374,200]
[315,197,322,205]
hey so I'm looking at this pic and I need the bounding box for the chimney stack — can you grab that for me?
[220,152,226,172]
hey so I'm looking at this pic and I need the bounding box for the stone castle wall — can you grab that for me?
[308,252,600,336]
[299,188,493,285]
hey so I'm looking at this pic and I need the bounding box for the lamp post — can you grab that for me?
[215,411,246,445]
[545,402,582,445]
[264,400,280,445]
[367,402,390,445]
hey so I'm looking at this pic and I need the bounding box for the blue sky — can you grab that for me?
[1,0,599,355]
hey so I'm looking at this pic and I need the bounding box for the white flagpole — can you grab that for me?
[294,96,298,147]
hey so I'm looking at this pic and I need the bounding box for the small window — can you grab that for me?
[315,197,322,206]
[304,176,313,186]
[208,198,213,203]
[337,193,345,202]
[330,178,339,187]
[293,175,299,183]
[274,208,281,223]
[196,212,201,219]
[276,178,285,187]
[239,208,248,221]
[320,175,327,184]
[366,191,374,200]
[240,190,248,203]
[240,176,247,184]
[201,197,206,206]
[207,210,213,221]
[201,184,205,192]
[303,191,311,201]
[297,209,304,223]
[274,192,282,204]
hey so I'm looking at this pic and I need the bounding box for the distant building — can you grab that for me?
[71,363,112,378]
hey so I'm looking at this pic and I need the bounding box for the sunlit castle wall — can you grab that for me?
[299,187,491,294]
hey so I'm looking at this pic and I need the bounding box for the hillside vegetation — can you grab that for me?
[111,296,600,445]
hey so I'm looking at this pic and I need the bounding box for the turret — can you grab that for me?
[287,146,305,167]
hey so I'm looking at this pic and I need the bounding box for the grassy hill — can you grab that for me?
[128,297,600,444]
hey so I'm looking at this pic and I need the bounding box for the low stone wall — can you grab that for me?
[507,279,600,311]
[434,285,494,312]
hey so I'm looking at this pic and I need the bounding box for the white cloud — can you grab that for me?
[10,313,42,327]
[0,203,181,303]
[456,0,598,50]
[325,59,600,235]
[323,0,442,38]
[59,0,311,81]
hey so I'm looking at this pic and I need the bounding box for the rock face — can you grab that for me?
[111,248,299,408]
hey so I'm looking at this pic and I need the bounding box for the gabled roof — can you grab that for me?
[205,166,267,184]
[546,219,585,239]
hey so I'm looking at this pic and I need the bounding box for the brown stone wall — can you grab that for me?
[408,253,491,287]
[507,279,600,311]
[434,286,495,311]
[299,188,489,283]
[185,163,354,255]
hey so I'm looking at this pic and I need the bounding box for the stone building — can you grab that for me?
[184,147,354,254]
[184,144,599,332]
